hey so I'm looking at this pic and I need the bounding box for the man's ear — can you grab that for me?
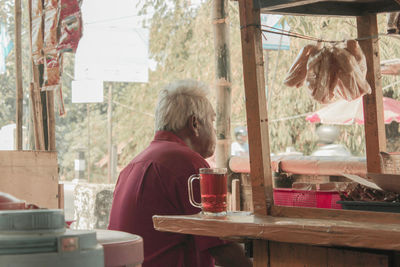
[188,115,200,137]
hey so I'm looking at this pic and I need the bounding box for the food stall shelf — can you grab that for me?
[256,0,400,16]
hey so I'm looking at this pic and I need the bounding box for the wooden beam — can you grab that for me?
[153,212,400,251]
[269,241,389,267]
[238,0,273,216]
[231,179,241,211]
[58,183,64,209]
[256,0,324,10]
[15,0,23,150]
[28,0,45,150]
[271,205,400,225]
[253,240,269,267]
[107,84,113,183]
[238,1,272,265]
[257,0,400,16]
[41,90,49,150]
[357,14,386,173]
[46,90,56,151]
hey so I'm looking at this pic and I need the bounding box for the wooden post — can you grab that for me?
[238,0,273,215]
[58,183,64,209]
[238,0,272,265]
[15,0,23,150]
[231,179,241,211]
[107,84,113,183]
[46,90,56,151]
[87,103,91,182]
[213,0,232,168]
[28,0,45,150]
[41,90,49,150]
[111,144,118,183]
[357,14,386,173]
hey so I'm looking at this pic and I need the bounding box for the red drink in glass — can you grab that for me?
[188,168,228,216]
[200,173,227,213]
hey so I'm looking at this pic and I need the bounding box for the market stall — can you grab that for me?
[153,1,400,266]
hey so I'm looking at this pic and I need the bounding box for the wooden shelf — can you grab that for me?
[256,0,400,16]
[153,211,400,251]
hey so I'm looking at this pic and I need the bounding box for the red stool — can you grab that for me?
[96,229,144,267]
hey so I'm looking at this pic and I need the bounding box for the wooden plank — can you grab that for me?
[357,14,386,173]
[15,0,23,150]
[270,241,326,267]
[30,83,45,150]
[238,0,273,216]
[253,240,269,267]
[107,84,113,183]
[231,179,241,211]
[28,84,40,149]
[271,205,400,225]
[270,241,389,267]
[153,212,400,251]
[261,3,364,16]
[326,247,388,267]
[58,183,64,209]
[46,90,56,151]
[41,91,49,150]
[28,0,45,151]
[257,0,400,16]
[256,0,326,10]
[0,151,58,208]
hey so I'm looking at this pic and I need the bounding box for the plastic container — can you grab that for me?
[96,229,143,267]
[317,191,342,209]
[337,201,400,213]
[273,188,342,209]
[273,189,316,208]
[0,209,104,267]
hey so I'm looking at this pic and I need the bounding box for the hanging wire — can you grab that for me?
[256,23,396,43]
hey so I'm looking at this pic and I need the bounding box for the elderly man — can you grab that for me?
[108,80,251,267]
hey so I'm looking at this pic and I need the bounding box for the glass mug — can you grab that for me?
[188,168,228,216]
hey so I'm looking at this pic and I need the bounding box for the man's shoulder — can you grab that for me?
[129,142,208,173]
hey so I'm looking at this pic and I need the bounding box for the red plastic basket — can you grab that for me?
[273,188,342,209]
[316,191,342,209]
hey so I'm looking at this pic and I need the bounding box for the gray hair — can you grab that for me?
[155,80,212,132]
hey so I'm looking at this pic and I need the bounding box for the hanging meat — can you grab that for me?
[284,44,319,88]
[284,40,371,103]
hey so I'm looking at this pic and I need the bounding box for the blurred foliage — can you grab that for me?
[1,0,400,182]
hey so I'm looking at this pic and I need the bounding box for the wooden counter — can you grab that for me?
[153,211,400,252]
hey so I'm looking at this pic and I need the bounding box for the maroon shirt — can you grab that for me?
[108,131,226,267]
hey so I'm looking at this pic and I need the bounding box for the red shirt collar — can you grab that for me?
[153,131,187,146]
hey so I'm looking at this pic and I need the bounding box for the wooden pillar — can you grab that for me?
[238,0,272,265]
[212,0,232,168]
[107,84,113,183]
[15,0,23,150]
[357,14,386,173]
[28,0,45,151]
[238,0,273,215]
[87,103,91,182]
[47,90,56,151]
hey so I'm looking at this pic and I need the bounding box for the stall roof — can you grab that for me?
[255,0,400,16]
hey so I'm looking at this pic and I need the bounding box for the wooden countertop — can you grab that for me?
[153,211,400,251]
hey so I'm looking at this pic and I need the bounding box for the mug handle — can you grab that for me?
[188,174,202,209]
